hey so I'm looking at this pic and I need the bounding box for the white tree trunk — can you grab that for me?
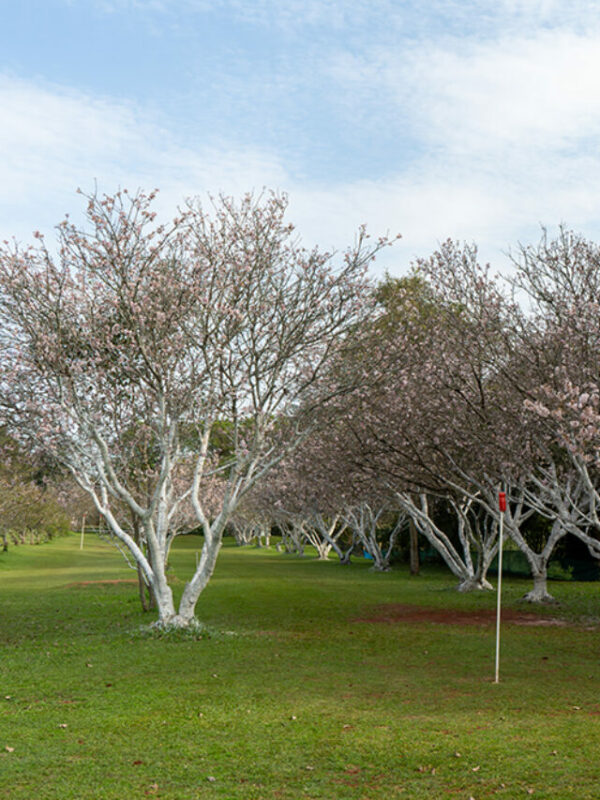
[173,531,223,625]
[310,513,353,564]
[500,505,560,604]
[343,503,402,573]
[278,515,306,555]
[458,575,494,592]
[230,519,256,546]
[394,492,495,591]
[522,569,555,603]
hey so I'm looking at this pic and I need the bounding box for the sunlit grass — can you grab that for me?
[1,534,599,799]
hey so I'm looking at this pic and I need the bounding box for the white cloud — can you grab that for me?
[5,12,600,285]
[0,74,410,275]
[406,30,600,152]
[0,75,288,243]
[330,27,600,154]
[0,74,408,275]
[320,25,600,270]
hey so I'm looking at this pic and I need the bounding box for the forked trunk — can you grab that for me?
[501,506,561,604]
[523,570,556,603]
[458,576,493,592]
[166,532,224,628]
[152,579,178,625]
[315,542,333,560]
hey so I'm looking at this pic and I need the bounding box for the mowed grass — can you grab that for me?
[1,535,600,799]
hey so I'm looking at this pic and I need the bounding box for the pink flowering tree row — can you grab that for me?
[257,234,600,600]
[0,188,393,629]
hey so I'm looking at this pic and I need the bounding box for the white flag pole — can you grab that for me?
[494,490,506,684]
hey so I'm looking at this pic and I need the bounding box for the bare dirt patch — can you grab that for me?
[351,604,569,627]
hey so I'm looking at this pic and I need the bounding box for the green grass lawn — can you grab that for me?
[1,534,599,799]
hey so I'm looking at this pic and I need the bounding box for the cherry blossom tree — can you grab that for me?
[277,513,307,556]
[510,229,600,479]
[506,229,600,558]
[416,238,598,600]
[326,266,511,590]
[245,446,355,562]
[228,514,260,547]
[228,505,272,547]
[323,256,578,596]
[341,502,404,572]
[0,188,391,629]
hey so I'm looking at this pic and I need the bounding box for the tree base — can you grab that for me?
[150,615,204,632]
[522,588,557,604]
[458,577,494,592]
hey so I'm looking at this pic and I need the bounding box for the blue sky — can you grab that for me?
[2,0,600,274]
